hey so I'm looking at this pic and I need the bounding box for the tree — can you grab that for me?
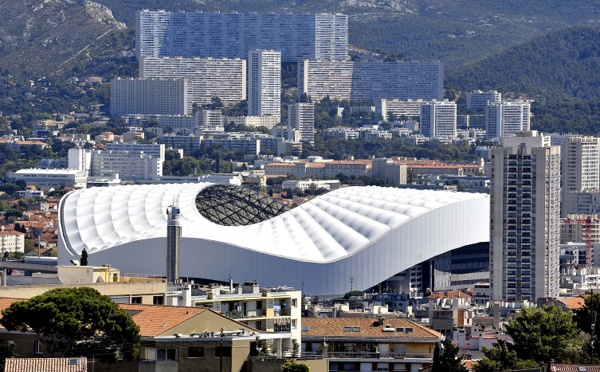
[473,340,538,372]
[291,340,300,358]
[343,290,365,299]
[432,338,467,372]
[281,360,310,372]
[80,248,88,266]
[0,340,15,370]
[1,287,140,362]
[505,305,583,366]
[574,292,600,363]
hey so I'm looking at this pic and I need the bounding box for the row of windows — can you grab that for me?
[140,346,232,361]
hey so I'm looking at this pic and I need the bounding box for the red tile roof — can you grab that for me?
[0,299,205,338]
[0,298,24,327]
[0,231,25,236]
[119,303,207,337]
[5,357,87,372]
[301,317,441,340]
[558,297,586,311]
[428,290,472,299]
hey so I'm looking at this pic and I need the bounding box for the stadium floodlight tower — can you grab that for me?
[166,205,182,284]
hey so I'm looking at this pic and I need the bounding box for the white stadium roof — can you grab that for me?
[58,183,490,295]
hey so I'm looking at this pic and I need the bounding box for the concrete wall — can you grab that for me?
[0,280,167,305]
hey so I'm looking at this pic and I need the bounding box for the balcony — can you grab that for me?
[225,309,265,319]
[302,351,431,359]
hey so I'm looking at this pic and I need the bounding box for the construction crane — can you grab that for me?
[563,215,594,267]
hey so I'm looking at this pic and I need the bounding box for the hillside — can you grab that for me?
[2,0,600,79]
[446,27,600,102]
[94,0,600,69]
[0,0,132,79]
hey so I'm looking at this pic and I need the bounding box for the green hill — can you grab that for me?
[447,27,600,102]
[0,0,133,79]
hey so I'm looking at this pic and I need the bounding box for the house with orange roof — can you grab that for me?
[539,296,587,312]
[301,317,441,372]
[15,140,49,150]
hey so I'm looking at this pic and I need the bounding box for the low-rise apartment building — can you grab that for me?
[301,317,441,372]
[0,231,25,254]
[183,282,302,353]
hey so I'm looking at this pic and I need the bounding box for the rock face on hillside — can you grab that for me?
[0,0,131,77]
[85,1,126,28]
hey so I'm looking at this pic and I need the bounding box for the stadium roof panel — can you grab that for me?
[58,183,490,294]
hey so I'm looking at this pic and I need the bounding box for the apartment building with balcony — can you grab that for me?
[377,98,426,121]
[490,131,561,302]
[420,100,457,139]
[110,78,191,116]
[136,10,348,62]
[248,50,281,121]
[466,90,501,111]
[139,57,246,107]
[298,60,443,102]
[561,136,600,217]
[90,150,162,182]
[485,101,531,139]
[0,231,25,254]
[301,317,441,372]
[188,282,302,353]
[288,103,315,144]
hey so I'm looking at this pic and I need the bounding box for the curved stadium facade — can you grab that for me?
[58,184,490,295]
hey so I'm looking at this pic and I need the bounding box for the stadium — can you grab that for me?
[58,183,490,295]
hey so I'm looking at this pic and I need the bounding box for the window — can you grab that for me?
[188,347,204,358]
[131,296,142,304]
[140,347,156,361]
[153,296,164,305]
[215,347,232,358]
[34,340,43,355]
[157,348,177,361]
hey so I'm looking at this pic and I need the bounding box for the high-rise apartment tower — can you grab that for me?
[485,102,531,139]
[420,101,457,139]
[248,50,281,121]
[490,131,561,302]
[561,136,600,217]
[288,103,315,144]
[467,90,501,110]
